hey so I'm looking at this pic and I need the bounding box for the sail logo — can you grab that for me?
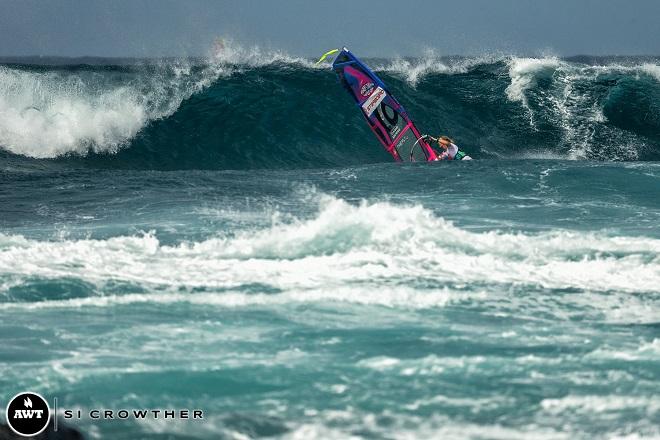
[5,392,51,437]
[362,87,386,116]
[360,82,375,97]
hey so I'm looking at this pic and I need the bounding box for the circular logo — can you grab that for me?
[360,82,375,97]
[5,392,51,437]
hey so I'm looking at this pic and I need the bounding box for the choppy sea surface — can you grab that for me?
[1,45,659,438]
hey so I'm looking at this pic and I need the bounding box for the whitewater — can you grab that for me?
[1,44,659,439]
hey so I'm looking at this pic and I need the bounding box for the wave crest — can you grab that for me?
[0,60,227,158]
[1,197,658,309]
[1,46,659,164]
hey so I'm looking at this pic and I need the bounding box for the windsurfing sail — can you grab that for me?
[328,48,437,162]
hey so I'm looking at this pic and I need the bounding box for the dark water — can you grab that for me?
[1,49,659,439]
[1,52,659,166]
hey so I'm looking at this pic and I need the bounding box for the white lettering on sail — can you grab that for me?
[361,87,386,116]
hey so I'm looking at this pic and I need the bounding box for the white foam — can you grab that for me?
[504,57,658,160]
[505,57,561,103]
[378,51,495,86]
[283,424,362,440]
[541,395,660,414]
[0,67,144,157]
[379,54,453,86]
[0,60,229,158]
[1,197,659,310]
[586,339,660,361]
[357,356,401,371]
[283,413,566,440]
[640,63,660,82]
[404,394,516,412]
[209,38,321,70]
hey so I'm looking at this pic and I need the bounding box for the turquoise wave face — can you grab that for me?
[1,55,660,169]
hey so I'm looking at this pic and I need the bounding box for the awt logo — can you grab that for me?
[5,392,51,437]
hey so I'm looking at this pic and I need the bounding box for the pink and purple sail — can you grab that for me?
[331,48,437,162]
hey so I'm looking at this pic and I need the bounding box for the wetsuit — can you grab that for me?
[438,143,472,160]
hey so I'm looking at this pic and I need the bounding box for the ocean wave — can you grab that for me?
[640,63,660,82]
[540,394,660,418]
[375,50,497,86]
[505,57,562,103]
[0,60,228,158]
[503,57,660,160]
[1,196,658,310]
[1,46,659,164]
[281,413,569,440]
[209,38,323,70]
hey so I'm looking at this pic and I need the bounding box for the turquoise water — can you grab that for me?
[1,49,660,439]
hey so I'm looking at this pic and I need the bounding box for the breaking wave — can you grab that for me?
[1,44,659,168]
[1,196,658,313]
